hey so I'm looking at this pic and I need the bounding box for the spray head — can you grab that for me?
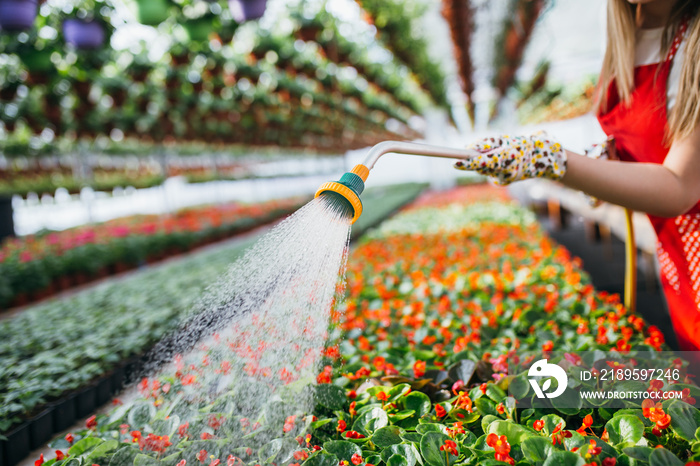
[315,164,369,224]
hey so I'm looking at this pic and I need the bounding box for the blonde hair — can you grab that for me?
[596,0,700,143]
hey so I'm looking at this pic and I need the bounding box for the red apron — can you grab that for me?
[597,21,700,352]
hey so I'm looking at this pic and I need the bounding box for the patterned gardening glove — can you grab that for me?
[454,133,567,186]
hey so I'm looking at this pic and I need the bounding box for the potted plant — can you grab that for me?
[0,0,38,31]
[228,0,266,22]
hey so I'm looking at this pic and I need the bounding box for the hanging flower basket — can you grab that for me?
[0,0,38,31]
[63,19,105,49]
[131,0,170,26]
[228,0,266,23]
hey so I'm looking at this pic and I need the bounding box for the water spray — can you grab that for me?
[315,141,482,223]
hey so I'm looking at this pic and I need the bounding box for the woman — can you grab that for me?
[455,0,700,352]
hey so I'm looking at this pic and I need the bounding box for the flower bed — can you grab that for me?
[0,198,307,309]
[26,185,700,466]
[0,183,426,444]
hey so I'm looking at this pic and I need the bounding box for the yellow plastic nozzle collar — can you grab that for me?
[351,164,370,182]
[315,181,363,224]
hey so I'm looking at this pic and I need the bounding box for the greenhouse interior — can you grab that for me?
[2,0,700,465]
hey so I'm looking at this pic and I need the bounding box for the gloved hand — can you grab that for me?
[454,133,567,186]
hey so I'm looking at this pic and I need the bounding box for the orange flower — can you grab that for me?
[413,360,426,378]
[435,404,447,418]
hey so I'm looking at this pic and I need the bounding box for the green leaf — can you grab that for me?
[475,397,499,416]
[666,400,700,442]
[404,392,432,417]
[605,415,644,449]
[486,420,536,445]
[372,426,404,448]
[481,415,500,433]
[86,440,119,461]
[352,408,389,437]
[420,432,456,466]
[485,384,506,403]
[388,384,411,401]
[316,385,347,411]
[416,424,448,435]
[520,437,554,463]
[541,414,566,436]
[380,444,421,466]
[390,410,416,422]
[387,454,409,466]
[311,419,334,429]
[648,448,684,466]
[133,454,160,466]
[323,440,361,463]
[622,446,653,461]
[541,451,585,466]
[509,375,530,399]
[401,432,424,445]
[549,388,582,416]
[303,452,340,466]
[68,437,103,456]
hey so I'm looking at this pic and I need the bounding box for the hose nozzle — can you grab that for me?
[315,164,368,224]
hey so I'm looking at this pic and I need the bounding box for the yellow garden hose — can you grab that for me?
[624,208,637,313]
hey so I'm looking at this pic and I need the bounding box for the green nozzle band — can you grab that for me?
[339,172,365,196]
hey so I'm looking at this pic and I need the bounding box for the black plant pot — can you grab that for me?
[75,385,97,418]
[111,364,127,395]
[96,375,112,405]
[4,422,30,466]
[29,408,54,450]
[0,195,14,242]
[0,438,5,466]
[52,395,77,431]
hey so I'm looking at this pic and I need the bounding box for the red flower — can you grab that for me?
[177,461,187,466]
[349,401,357,416]
[486,434,514,464]
[65,433,75,443]
[351,453,363,465]
[181,374,196,385]
[602,457,617,466]
[533,420,544,432]
[210,460,220,466]
[35,454,44,466]
[317,365,333,384]
[293,451,309,461]
[283,415,296,433]
[376,391,388,402]
[55,450,65,461]
[200,432,215,440]
[337,420,347,432]
[208,415,224,430]
[86,415,97,430]
[197,450,208,463]
[344,431,365,439]
[413,360,426,378]
[138,434,172,453]
[178,422,190,438]
[435,404,447,418]
[347,390,357,399]
[542,340,554,352]
[439,439,458,456]
[479,383,488,394]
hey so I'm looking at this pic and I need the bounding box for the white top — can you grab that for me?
[635,26,686,111]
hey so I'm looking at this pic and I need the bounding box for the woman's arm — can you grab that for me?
[560,123,700,217]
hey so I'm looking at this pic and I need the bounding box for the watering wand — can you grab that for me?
[315,141,482,223]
